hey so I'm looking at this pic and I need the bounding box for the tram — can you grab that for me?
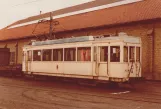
[22,33,142,82]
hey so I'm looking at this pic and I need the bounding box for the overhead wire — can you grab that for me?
[12,0,44,7]
[12,0,69,40]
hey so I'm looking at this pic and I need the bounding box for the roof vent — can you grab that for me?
[118,32,128,37]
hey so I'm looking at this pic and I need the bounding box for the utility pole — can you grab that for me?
[49,12,53,39]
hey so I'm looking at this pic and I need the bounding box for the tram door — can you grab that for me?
[128,46,135,77]
[128,46,141,77]
[26,51,32,72]
[98,46,109,77]
[135,47,141,77]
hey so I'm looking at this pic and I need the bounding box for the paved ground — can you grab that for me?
[0,76,160,109]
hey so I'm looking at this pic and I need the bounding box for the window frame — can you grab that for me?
[100,46,109,62]
[53,48,63,61]
[129,46,135,62]
[136,46,141,62]
[33,50,42,61]
[110,46,121,62]
[77,47,91,62]
[42,49,52,61]
[64,47,76,61]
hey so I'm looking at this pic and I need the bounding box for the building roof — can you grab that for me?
[0,0,161,41]
[9,0,124,27]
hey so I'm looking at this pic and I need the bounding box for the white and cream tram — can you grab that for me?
[22,33,142,82]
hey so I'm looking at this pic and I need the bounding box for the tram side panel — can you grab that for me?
[31,62,64,75]
[63,62,93,76]
[31,62,94,77]
[22,47,96,79]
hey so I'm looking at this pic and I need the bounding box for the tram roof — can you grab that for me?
[0,0,160,41]
[31,34,141,46]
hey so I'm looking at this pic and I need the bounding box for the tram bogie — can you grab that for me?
[22,33,142,83]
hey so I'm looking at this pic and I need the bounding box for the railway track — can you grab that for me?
[0,77,161,109]
[0,78,161,105]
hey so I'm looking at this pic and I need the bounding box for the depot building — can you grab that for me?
[0,0,161,80]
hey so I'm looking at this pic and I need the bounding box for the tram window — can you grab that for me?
[42,49,52,61]
[110,46,120,62]
[33,50,42,61]
[136,47,140,62]
[100,46,108,62]
[129,46,135,62]
[124,46,128,62]
[77,47,91,61]
[64,48,76,61]
[27,51,32,61]
[53,49,63,61]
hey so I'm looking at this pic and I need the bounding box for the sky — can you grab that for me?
[0,0,93,29]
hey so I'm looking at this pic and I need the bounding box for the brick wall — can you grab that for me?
[0,38,32,65]
[1,20,161,80]
[154,23,161,80]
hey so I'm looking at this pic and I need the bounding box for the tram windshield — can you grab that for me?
[123,46,141,62]
[129,46,135,62]
[136,47,140,62]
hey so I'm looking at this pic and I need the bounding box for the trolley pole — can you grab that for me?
[49,12,53,39]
